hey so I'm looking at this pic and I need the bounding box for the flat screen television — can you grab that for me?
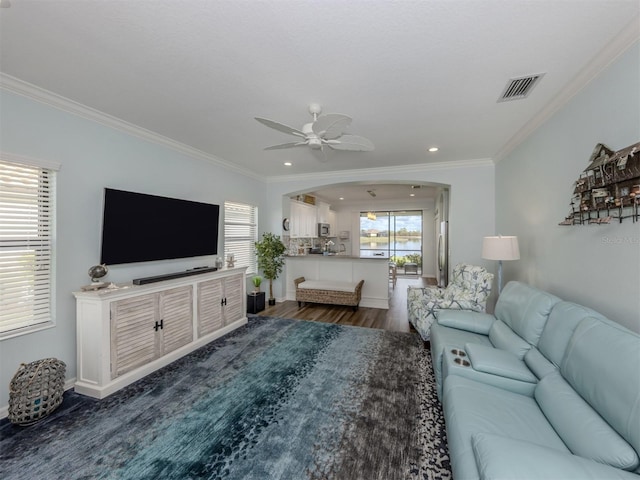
[100,188,220,265]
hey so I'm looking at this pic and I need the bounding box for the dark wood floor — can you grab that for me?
[261,275,436,333]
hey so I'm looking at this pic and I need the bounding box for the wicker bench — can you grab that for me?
[294,277,364,311]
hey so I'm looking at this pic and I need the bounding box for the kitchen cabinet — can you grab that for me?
[290,200,317,238]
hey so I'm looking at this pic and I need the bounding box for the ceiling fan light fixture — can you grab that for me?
[308,137,322,149]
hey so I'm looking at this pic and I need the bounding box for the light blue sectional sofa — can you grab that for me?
[431,281,561,400]
[429,281,640,480]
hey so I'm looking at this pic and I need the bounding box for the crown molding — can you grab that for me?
[0,73,264,181]
[495,15,640,162]
[0,151,62,171]
[265,157,494,183]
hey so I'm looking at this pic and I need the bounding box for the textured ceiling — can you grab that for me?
[1,0,638,179]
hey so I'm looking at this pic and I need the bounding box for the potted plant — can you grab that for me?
[255,232,287,305]
[251,275,262,293]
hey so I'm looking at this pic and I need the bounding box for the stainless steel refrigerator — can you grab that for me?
[437,220,449,287]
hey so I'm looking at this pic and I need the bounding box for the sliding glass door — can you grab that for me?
[359,210,422,272]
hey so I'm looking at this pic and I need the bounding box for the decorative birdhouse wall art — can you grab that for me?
[560,141,640,225]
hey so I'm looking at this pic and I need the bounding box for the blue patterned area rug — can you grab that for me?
[0,317,451,480]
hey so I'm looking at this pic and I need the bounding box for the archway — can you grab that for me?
[281,181,450,282]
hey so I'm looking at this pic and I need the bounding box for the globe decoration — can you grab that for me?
[88,264,109,283]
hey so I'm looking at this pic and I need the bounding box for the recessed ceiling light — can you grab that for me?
[339,197,344,200]
[284,162,292,166]
[428,147,439,153]
[409,193,415,197]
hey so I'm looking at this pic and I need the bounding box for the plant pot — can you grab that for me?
[254,287,261,293]
[268,298,276,306]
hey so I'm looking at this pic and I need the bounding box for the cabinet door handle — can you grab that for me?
[154,319,163,331]
[220,298,227,306]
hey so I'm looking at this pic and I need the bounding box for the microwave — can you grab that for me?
[318,223,330,237]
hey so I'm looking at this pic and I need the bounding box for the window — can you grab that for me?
[224,201,258,275]
[0,156,58,338]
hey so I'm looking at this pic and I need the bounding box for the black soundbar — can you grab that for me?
[133,267,218,285]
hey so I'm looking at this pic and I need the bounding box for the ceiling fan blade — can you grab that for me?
[255,117,306,138]
[311,147,329,163]
[326,135,375,152]
[264,141,307,150]
[312,114,352,139]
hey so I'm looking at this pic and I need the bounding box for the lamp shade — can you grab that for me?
[482,236,520,261]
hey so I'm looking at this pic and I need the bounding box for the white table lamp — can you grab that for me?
[482,235,520,294]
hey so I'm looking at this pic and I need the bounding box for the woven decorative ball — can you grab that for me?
[8,358,66,426]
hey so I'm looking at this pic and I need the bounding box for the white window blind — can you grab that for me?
[0,159,55,337]
[224,201,257,275]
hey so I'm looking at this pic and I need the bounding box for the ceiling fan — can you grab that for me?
[255,103,374,153]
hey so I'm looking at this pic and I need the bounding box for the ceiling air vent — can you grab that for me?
[498,73,545,102]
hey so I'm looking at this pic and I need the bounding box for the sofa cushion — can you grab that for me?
[535,371,639,470]
[488,320,530,359]
[562,317,640,469]
[523,347,556,379]
[494,281,560,346]
[448,263,494,305]
[537,301,599,368]
[443,375,569,480]
[465,343,537,383]
[472,433,640,480]
[436,310,495,335]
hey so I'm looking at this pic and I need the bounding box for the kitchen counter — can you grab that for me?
[285,255,389,309]
[286,254,386,259]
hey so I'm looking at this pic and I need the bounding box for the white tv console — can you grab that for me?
[73,267,247,399]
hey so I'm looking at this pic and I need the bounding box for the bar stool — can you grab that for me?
[389,262,397,288]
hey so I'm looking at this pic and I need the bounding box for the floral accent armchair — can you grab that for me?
[407,263,493,341]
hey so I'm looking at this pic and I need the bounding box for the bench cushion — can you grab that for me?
[297,280,358,292]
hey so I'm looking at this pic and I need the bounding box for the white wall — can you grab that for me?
[0,90,266,407]
[496,41,640,332]
[265,162,496,300]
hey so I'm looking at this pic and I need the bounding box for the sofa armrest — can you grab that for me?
[407,285,446,301]
[464,343,537,383]
[472,433,639,480]
[436,310,495,335]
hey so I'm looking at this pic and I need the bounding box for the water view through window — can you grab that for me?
[360,210,422,272]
